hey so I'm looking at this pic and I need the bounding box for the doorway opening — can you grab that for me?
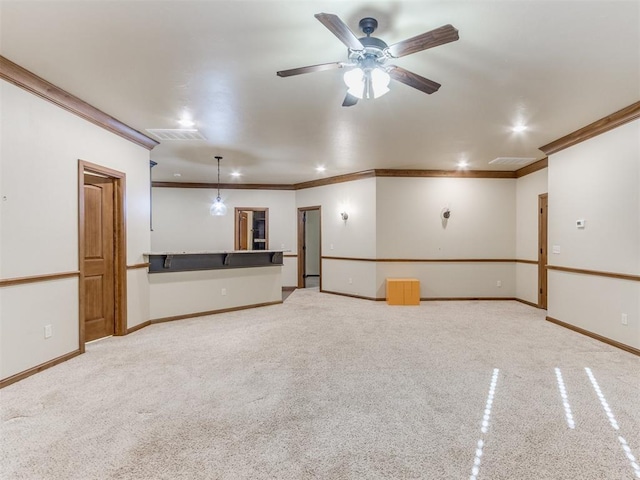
[538,193,548,309]
[78,160,127,352]
[298,206,321,289]
[235,207,269,250]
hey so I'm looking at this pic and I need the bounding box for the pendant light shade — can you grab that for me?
[210,197,227,216]
[210,156,227,216]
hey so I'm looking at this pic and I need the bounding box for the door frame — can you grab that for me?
[78,160,127,352]
[297,206,321,289]
[234,207,269,250]
[538,193,548,309]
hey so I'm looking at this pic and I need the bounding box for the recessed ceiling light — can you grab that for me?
[230,171,241,178]
[178,118,195,128]
[457,160,469,169]
[316,166,326,172]
[511,124,527,133]
[173,173,182,177]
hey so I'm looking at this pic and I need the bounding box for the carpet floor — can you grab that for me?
[1,288,639,479]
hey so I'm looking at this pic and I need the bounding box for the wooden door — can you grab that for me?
[83,174,116,341]
[538,194,548,309]
[239,212,248,250]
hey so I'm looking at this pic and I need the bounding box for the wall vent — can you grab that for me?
[146,129,207,141]
[488,157,536,166]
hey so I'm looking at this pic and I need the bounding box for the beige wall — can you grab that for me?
[151,187,296,252]
[515,168,548,304]
[295,178,378,258]
[376,177,516,258]
[296,178,378,295]
[375,177,517,299]
[151,187,298,286]
[149,267,282,320]
[547,120,639,349]
[152,175,547,301]
[375,262,516,299]
[151,179,380,295]
[0,81,151,379]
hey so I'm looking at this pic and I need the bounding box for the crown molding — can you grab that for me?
[293,170,377,189]
[374,169,517,178]
[154,167,536,191]
[0,55,159,150]
[152,182,295,190]
[539,101,640,155]
[514,157,548,178]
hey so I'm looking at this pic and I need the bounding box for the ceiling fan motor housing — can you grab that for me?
[349,36,389,66]
[359,17,378,35]
[358,36,388,51]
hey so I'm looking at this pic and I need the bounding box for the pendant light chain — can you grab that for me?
[215,155,222,200]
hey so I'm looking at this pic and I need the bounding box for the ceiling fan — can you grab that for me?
[276,13,459,107]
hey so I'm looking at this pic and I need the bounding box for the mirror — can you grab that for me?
[235,207,269,250]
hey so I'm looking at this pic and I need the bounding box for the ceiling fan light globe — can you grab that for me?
[372,85,390,98]
[343,68,365,98]
[371,68,391,98]
[344,67,389,100]
[347,87,365,99]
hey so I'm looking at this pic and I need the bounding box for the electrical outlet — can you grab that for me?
[496,280,502,288]
[280,243,285,249]
[621,313,628,325]
[44,325,52,339]
[348,278,353,285]
[330,244,334,250]
[221,288,227,296]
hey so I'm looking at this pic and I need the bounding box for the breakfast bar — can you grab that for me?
[145,250,286,322]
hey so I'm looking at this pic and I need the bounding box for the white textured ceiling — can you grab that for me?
[1,1,639,184]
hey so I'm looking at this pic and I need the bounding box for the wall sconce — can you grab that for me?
[441,207,451,229]
[341,211,349,221]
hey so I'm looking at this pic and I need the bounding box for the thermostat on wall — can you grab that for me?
[576,219,586,229]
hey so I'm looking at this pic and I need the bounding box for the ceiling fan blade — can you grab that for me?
[388,66,441,94]
[314,13,364,51]
[277,61,343,77]
[342,92,359,107]
[387,24,459,58]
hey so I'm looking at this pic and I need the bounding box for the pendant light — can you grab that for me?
[210,155,227,216]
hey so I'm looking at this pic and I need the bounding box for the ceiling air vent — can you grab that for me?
[146,129,207,141]
[488,157,536,166]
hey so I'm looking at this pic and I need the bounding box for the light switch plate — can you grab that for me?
[552,245,561,254]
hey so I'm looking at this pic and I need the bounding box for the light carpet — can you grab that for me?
[1,288,639,479]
